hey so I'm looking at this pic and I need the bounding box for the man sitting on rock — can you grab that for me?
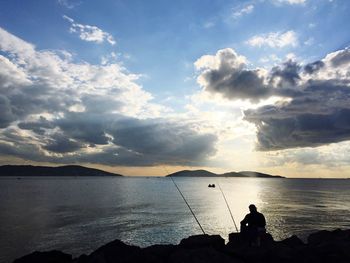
[240,204,266,246]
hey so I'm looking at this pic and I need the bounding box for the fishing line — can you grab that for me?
[217,181,239,232]
[163,166,206,235]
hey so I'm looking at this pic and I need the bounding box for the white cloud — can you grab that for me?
[232,4,254,19]
[203,21,215,29]
[246,30,298,48]
[259,54,281,64]
[57,0,81,9]
[0,27,217,166]
[308,23,316,28]
[63,15,116,45]
[304,37,314,46]
[273,0,306,5]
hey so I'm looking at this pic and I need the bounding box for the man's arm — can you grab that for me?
[240,214,249,226]
[261,214,266,227]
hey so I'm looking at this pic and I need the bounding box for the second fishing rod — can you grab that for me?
[164,166,240,234]
[163,166,206,234]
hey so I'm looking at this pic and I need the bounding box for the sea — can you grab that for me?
[0,176,349,263]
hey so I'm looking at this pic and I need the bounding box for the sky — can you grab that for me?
[0,0,350,177]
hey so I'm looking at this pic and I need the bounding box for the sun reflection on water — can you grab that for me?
[1,176,350,263]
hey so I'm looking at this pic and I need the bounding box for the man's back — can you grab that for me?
[242,211,266,228]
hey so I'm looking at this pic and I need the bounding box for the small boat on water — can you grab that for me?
[208,184,215,188]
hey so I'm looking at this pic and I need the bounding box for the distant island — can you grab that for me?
[167,169,284,178]
[0,165,123,177]
[0,165,284,178]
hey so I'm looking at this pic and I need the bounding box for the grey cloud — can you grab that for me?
[18,116,55,135]
[197,49,272,102]
[81,94,124,113]
[2,111,217,166]
[43,133,83,153]
[0,142,44,162]
[304,61,325,74]
[0,27,218,167]
[53,112,218,166]
[196,47,350,151]
[245,81,350,150]
[0,95,16,128]
[196,49,304,102]
[55,112,110,145]
[109,117,217,164]
[330,47,350,67]
[270,60,301,87]
[0,73,79,129]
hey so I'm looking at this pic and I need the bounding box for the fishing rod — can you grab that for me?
[217,182,239,232]
[163,166,206,235]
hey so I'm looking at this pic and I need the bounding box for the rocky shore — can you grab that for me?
[14,228,350,263]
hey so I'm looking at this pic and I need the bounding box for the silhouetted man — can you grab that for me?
[240,204,266,246]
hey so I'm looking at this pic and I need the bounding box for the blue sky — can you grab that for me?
[1,0,348,97]
[1,0,350,177]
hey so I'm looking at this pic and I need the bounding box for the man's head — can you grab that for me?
[249,204,257,213]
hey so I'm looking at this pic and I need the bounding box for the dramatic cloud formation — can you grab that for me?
[195,47,350,151]
[247,31,298,48]
[0,27,217,166]
[63,15,116,45]
[195,49,271,102]
[194,48,298,102]
[245,48,350,150]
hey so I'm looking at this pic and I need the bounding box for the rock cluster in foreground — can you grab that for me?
[14,229,350,263]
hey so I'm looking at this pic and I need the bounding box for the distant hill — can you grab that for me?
[167,169,284,178]
[0,165,123,177]
[237,171,284,178]
[167,169,218,177]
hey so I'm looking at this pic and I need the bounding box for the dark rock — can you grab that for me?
[74,254,88,263]
[227,232,274,249]
[260,232,274,247]
[308,228,350,246]
[278,235,304,248]
[227,232,248,249]
[296,243,348,263]
[13,250,72,263]
[14,229,350,263]
[168,247,243,263]
[230,246,271,263]
[78,239,142,263]
[140,244,177,263]
[179,234,225,250]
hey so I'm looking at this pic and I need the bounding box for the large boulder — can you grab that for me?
[168,247,243,263]
[307,229,350,246]
[13,250,72,263]
[77,239,142,263]
[227,232,274,249]
[278,235,304,248]
[140,244,177,263]
[179,234,225,250]
[227,232,248,249]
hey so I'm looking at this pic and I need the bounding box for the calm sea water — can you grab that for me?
[0,176,349,263]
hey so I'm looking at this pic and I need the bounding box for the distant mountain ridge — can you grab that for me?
[0,165,283,178]
[167,169,217,177]
[0,165,123,177]
[166,169,284,178]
